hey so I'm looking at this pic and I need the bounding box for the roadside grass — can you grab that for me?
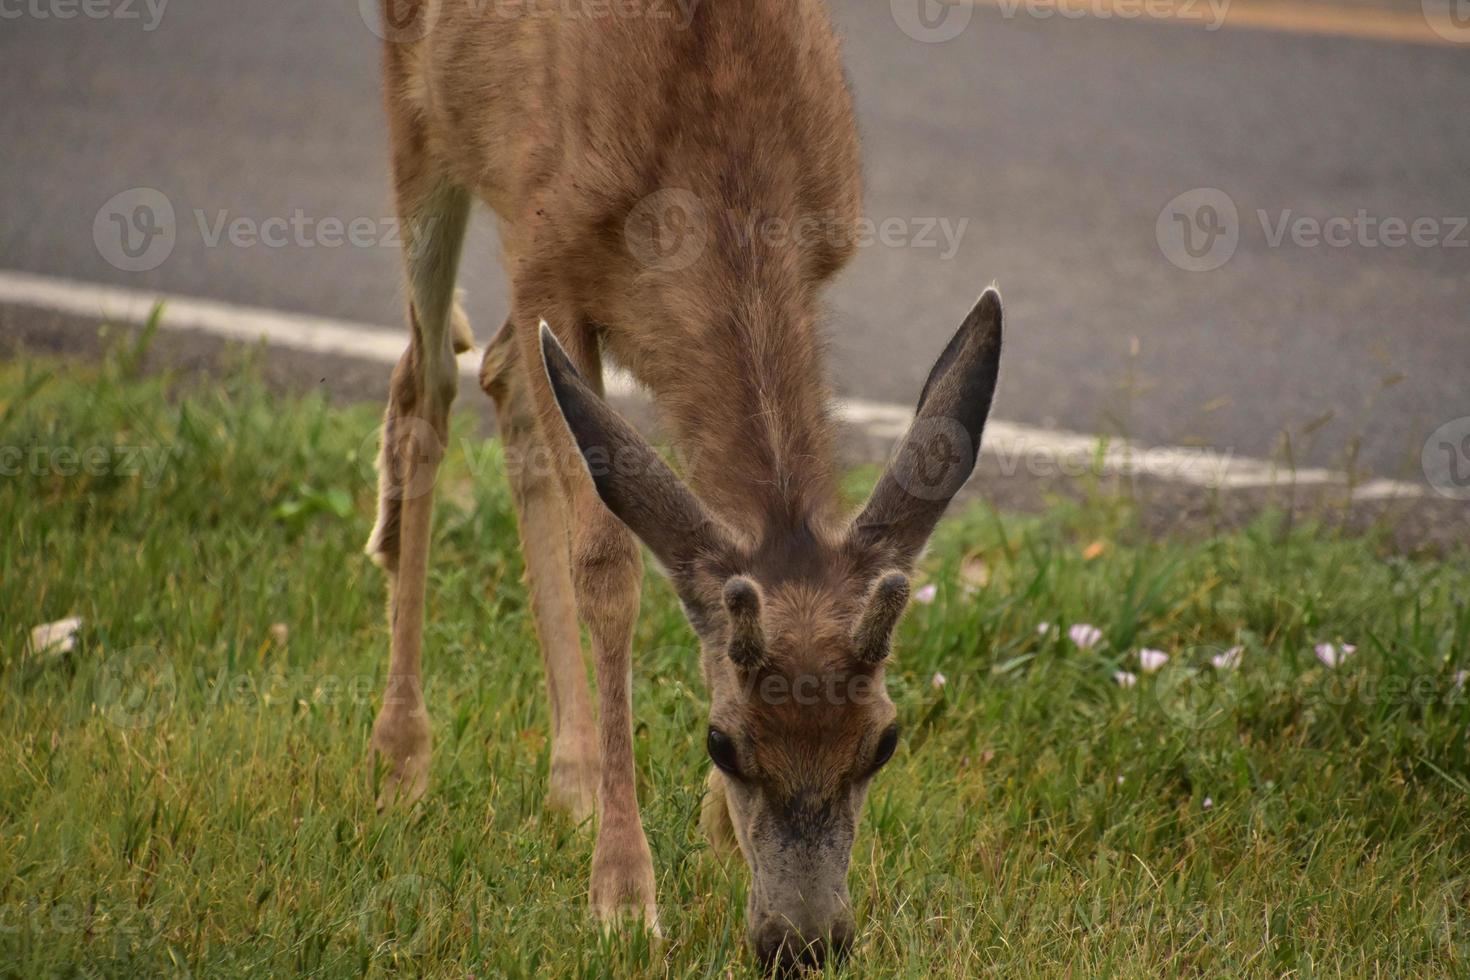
[2,338,1469,977]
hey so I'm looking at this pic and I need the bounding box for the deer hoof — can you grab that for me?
[548,743,599,823]
[589,832,661,938]
[369,710,431,810]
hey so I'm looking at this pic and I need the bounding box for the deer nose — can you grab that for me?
[752,918,854,973]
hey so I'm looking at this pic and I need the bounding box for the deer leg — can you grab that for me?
[365,177,472,810]
[480,322,599,821]
[512,303,658,933]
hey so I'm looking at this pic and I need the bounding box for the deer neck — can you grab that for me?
[654,257,840,541]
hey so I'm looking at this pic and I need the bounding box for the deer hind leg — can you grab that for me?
[508,299,658,933]
[365,174,472,810]
[480,321,599,821]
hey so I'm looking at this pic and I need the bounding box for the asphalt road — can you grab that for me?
[1,0,1467,483]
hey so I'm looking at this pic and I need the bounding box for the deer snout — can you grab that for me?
[750,908,855,973]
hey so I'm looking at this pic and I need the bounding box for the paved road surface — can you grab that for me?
[1,0,1467,484]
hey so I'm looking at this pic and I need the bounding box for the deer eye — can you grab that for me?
[871,725,900,773]
[707,727,740,776]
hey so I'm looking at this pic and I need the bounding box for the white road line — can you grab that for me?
[0,269,1423,501]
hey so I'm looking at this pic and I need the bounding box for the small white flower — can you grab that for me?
[1138,648,1169,673]
[931,672,947,689]
[1069,624,1103,650]
[1037,622,1057,637]
[1113,670,1137,689]
[1202,797,1214,811]
[1211,646,1244,671]
[29,617,83,657]
[1116,775,1125,785]
[914,583,939,605]
[1315,643,1356,668]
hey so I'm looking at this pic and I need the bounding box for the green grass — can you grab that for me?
[2,338,1469,977]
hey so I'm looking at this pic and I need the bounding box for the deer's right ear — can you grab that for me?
[538,322,730,585]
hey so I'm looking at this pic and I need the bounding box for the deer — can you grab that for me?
[362,0,1003,969]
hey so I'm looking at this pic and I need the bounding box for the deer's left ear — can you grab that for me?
[849,288,1003,568]
[538,323,731,586]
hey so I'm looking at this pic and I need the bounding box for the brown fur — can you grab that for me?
[364,0,1002,969]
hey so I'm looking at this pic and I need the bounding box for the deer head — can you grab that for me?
[540,288,1002,968]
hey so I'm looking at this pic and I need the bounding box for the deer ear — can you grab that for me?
[849,288,1002,568]
[539,322,730,584]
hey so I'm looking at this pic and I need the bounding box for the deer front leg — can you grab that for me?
[574,498,659,933]
[513,308,659,933]
[481,323,600,821]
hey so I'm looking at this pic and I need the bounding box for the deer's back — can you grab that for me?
[385,0,863,297]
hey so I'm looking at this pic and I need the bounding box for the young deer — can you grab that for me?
[364,0,1003,968]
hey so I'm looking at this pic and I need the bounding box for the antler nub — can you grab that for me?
[853,571,911,664]
[723,576,766,669]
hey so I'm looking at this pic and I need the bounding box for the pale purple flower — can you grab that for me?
[1113,670,1137,689]
[931,672,948,690]
[914,583,938,605]
[1069,624,1103,650]
[1138,649,1169,673]
[1211,646,1244,671]
[29,616,83,657]
[1454,670,1469,691]
[1202,797,1214,811]
[1037,622,1058,638]
[1315,643,1357,668]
